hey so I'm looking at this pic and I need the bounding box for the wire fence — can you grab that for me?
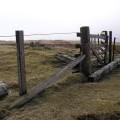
[0,31,80,41]
[0,32,77,38]
[0,31,80,63]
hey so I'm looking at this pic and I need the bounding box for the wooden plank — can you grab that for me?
[10,55,85,109]
[16,31,27,96]
[55,53,75,63]
[90,43,103,64]
[56,53,98,65]
[88,58,120,81]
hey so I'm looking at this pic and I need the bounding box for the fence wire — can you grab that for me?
[0,32,77,38]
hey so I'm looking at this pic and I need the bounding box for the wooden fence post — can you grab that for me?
[104,31,108,64]
[98,34,100,45]
[80,26,91,76]
[109,31,112,63]
[112,37,116,61]
[16,31,27,96]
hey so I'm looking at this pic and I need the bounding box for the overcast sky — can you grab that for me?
[0,0,120,40]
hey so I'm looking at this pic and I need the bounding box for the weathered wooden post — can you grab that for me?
[112,37,116,61]
[109,31,112,63]
[16,31,27,96]
[98,34,100,45]
[104,31,108,64]
[80,26,91,76]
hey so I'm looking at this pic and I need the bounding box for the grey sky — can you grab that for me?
[0,0,120,40]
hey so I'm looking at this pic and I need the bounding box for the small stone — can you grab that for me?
[0,81,8,98]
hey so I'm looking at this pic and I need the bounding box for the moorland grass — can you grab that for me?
[0,42,120,120]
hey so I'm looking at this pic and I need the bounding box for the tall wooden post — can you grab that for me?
[104,31,108,64]
[98,34,100,45]
[112,37,116,61]
[80,26,91,76]
[16,31,27,96]
[109,31,112,63]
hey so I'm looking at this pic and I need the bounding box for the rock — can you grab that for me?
[0,81,8,98]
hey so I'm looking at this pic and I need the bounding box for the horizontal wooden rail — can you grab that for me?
[77,33,105,39]
[90,34,105,39]
[55,53,75,63]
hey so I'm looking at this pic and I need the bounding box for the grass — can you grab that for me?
[0,41,120,120]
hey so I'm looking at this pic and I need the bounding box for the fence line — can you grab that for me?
[6,26,119,108]
[0,35,15,38]
[0,32,106,39]
[0,32,77,38]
